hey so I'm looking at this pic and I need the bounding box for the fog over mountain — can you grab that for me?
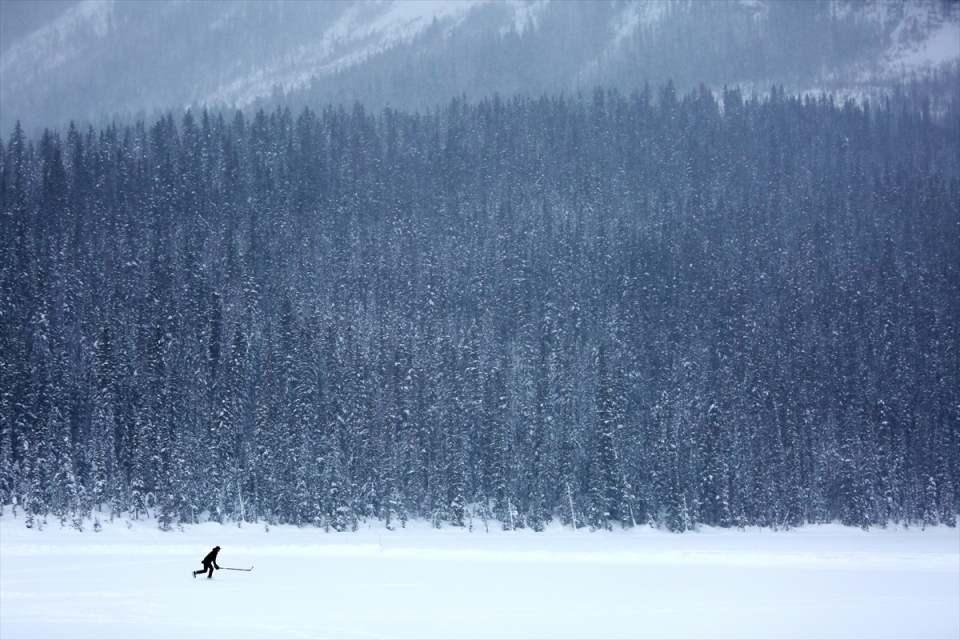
[1,0,958,132]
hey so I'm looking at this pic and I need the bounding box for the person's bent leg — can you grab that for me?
[206,563,214,578]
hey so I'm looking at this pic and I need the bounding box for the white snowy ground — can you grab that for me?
[1,511,957,640]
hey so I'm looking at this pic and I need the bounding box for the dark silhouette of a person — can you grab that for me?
[193,545,221,579]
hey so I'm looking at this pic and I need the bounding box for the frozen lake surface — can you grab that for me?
[1,513,957,639]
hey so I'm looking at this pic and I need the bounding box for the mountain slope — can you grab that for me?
[1,0,957,132]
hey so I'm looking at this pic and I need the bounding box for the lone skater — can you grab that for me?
[193,545,221,579]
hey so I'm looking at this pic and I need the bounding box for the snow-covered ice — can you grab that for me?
[1,512,957,639]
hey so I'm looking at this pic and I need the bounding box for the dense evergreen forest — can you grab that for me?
[0,85,957,532]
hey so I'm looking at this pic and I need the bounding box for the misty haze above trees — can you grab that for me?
[1,0,958,133]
